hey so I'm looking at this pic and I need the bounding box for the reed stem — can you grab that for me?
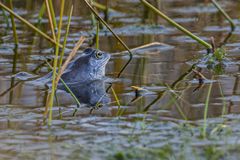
[96,20,100,49]
[48,0,65,125]
[58,5,73,68]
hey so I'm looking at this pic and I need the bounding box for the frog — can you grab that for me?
[35,48,111,86]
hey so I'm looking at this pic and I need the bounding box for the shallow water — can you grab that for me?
[0,0,240,159]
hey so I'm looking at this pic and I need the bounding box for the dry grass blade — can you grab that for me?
[192,69,207,80]
[45,0,56,41]
[55,36,85,85]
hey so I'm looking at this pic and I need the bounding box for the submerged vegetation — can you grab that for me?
[0,0,239,159]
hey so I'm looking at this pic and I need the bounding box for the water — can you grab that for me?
[0,0,240,159]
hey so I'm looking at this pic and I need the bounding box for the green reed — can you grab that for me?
[110,86,125,116]
[8,0,18,45]
[140,0,212,50]
[47,0,65,125]
[83,0,133,78]
[95,20,100,49]
[58,5,73,68]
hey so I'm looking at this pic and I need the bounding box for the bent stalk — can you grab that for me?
[140,0,212,50]
[211,0,235,31]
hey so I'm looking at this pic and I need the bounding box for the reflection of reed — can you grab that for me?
[227,65,240,114]
[142,64,197,119]
[0,81,22,98]
[219,31,233,48]
[9,45,18,103]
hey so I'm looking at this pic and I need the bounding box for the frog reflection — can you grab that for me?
[58,80,110,108]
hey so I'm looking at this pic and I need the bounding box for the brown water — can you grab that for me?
[0,0,240,159]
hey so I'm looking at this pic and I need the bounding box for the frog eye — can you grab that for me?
[95,51,103,59]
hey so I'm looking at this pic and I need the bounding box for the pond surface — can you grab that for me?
[0,0,240,159]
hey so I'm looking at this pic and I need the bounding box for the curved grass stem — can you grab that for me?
[211,0,235,31]
[140,0,212,50]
